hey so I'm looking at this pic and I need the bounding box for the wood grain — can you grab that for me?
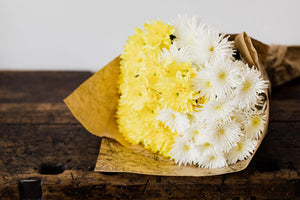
[0,169,298,200]
[0,71,92,103]
[0,71,299,199]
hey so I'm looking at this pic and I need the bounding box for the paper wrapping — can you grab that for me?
[266,45,300,87]
[64,32,299,176]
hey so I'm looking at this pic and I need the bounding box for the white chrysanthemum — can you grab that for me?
[197,141,214,155]
[181,123,208,145]
[226,137,258,165]
[169,137,199,166]
[157,108,190,134]
[233,60,248,72]
[208,58,240,98]
[160,42,192,64]
[234,65,269,109]
[231,108,246,129]
[169,14,203,48]
[207,120,242,152]
[191,69,215,99]
[197,148,227,168]
[192,25,234,66]
[243,108,266,139]
[199,96,235,122]
[187,111,210,130]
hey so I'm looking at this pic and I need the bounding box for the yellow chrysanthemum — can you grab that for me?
[143,20,174,49]
[118,20,189,158]
[121,28,144,62]
[157,70,196,113]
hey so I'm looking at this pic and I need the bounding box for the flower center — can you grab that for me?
[218,72,227,80]
[203,142,211,147]
[205,81,212,88]
[209,156,215,161]
[217,128,225,135]
[215,104,222,111]
[193,129,200,135]
[184,144,190,151]
[237,143,243,151]
[252,117,261,127]
[242,81,251,92]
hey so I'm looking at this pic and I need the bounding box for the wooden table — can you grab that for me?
[0,71,299,200]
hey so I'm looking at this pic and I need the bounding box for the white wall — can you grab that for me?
[0,0,299,72]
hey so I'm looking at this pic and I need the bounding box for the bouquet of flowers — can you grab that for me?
[117,15,268,169]
[64,14,271,175]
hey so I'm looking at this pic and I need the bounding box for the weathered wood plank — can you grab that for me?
[0,103,78,124]
[0,124,100,176]
[0,121,298,177]
[0,72,299,103]
[270,100,300,122]
[0,99,299,125]
[0,169,298,200]
[271,77,300,99]
[253,122,300,170]
[0,71,93,103]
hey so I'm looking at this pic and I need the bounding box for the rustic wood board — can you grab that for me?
[0,71,299,199]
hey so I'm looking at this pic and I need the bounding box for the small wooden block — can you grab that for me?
[19,178,43,200]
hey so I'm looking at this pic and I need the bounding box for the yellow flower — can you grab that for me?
[143,20,174,49]
[117,106,146,145]
[118,19,182,158]
[142,124,178,157]
[121,28,144,62]
[120,76,153,111]
[157,70,196,113]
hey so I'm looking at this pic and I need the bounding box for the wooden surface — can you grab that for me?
[0,71,299,200]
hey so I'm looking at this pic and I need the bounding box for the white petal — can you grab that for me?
[157,108,190,134]
[169,137,199,166]
[197,148,228,168]
[234,65,269,109]
[206,120,242,152]
[226,137,258,165]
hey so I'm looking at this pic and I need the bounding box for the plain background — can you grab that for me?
[0,0,299,72]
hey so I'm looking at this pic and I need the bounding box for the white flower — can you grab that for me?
[231,108,246,129]
[197,148,228,168]
[207,120,242,152]
[198,96,235,122]
[197,141,214,155]
[169,14,203,48]
[181,123,209,145]
[160,42,192,64]
[156,108,190,134]
[157,15,269,168]
[169,137,199,166]
[243,108,266,139]
[233,60,248,72]
[234,65,269,109]
[191,68,215,99]
[226,137,258,165]
[192,25,234,66]
[208,58,240,98]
